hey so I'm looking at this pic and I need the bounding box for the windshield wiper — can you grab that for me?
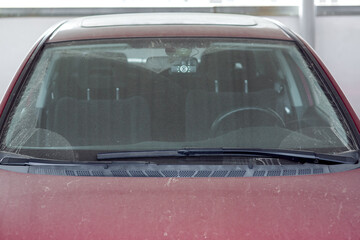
[0,152,158,166]
[0,155,80,166]
[0,152,87,166]
[97,148,359,165]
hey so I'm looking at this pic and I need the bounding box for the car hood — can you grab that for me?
[0,168,360,239]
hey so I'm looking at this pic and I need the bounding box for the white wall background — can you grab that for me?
[0,15,359,115]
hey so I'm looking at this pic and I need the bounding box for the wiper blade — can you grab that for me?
[178,148,359,165]
[0,152,93,166]
[97,148,359,165]
[97,150,183,160]
[0,156,77,166]
[0,157,154,166]
[0,152,159,166]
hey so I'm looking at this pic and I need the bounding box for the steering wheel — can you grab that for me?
[210,107,285,136]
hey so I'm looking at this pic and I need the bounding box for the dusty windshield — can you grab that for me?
[0,38,356,161]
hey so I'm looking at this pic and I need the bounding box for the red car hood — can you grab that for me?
[1,168,359,239]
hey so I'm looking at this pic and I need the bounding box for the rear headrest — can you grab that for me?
[77,55,127,89]
[54,54,128,90]
[201,50,246,76]
[200,50,280,92]
[199,50,247,92]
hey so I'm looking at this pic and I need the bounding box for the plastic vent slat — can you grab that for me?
[162,171,178,177]
[179,171,196,177]
[228,170,246,177]
[313,168,324,174]
[129,170,146,177]
[145,171,163,177]
[37,168,64,175]
[267,170,281,176]
[253,170,265,177]
[92,171,105,176]
[194,171,212,177]
[65,170,75,176]
[77,170,91,176]
[283,169,297,176]
[211,170,228,177]
[111,170,129,177]
[299,169,311,175]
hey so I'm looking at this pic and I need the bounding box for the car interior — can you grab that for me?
[1,39,354,160]
[38,48,292,144]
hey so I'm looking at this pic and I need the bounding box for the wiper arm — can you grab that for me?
[97,148,359,165]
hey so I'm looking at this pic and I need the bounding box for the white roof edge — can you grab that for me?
[81,13,258,28]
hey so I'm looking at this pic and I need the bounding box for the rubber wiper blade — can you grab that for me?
[177,148,359,165]
[97,149,359,165]
[0,152,96,166]
[0,152,45,166]
[97,150,182,160]
[0,156,83,166]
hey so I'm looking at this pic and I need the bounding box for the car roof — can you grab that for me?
[48,13,293,43]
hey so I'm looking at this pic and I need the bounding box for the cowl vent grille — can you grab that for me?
[267,170,281,176]
[145,170,163,177]
[111,170,129,177]
[194,171,212,177]
[299,169,312,175]
[211,170,228,177]
[29,164,329,177]
[283,169,297,176]
[253,170,265,177]
[228,170,246,177]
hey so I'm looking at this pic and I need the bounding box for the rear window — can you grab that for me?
[0,38,356,161]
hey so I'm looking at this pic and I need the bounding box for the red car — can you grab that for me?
[0,13,359,239]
